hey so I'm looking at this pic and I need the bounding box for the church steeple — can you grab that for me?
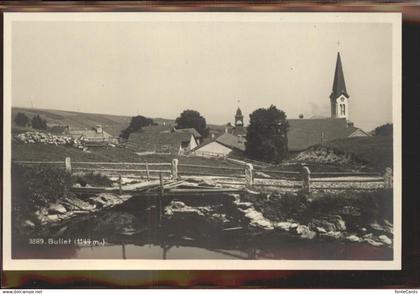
[330,52,350,120]
[235,107,244,127]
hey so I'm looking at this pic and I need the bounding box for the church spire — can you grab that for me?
[330,52,349,100]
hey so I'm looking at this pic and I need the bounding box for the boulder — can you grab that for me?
[296,225,316,239]
[346,235,362,242]
[47,214,59,222]
[48,203,67,214]
[366,238,383,247]
[379,235,392,245]
[326,215,346,231]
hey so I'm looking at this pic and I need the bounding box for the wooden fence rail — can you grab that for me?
[13,157,393,192]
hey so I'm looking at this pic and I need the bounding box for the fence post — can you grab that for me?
[65,157,72,174]
[171,158,179,180]
[159,172,164,223]
[302,166,311,194]
[245,163,254,188]
[384,167,393,189]
[118,174,122,195]
[145,162,150,181]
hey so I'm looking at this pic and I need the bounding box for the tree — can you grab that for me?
[31,115,47,130]
[374,123,393,136]
[245,105,289,164]
[14,112,29,127]
[175,109,209,137]
[120,115,155,139]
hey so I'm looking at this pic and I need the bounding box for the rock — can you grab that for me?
[346,235,362,242]
[275,221,294,231]
[164,201,205,219]
[296,225,316,239]
[379,235,392,245]
[327,215,346,231]
[47,215,59,222]
[240,208,274,230]
[23,220,35,227]
[49,203,67,214]
[366,238,383,247]
[369,222,385,232]
[316,227,327,233]
[322,231,342,239]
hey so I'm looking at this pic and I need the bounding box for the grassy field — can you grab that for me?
[324,136,393,172]
[12,143,241,176]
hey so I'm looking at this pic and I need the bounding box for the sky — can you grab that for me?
[11,18,393,131]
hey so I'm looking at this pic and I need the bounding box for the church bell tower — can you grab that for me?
[235,107,244,127]
[330,52,349,120]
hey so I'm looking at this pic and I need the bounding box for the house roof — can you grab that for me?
[216,133,246,152]
[288,118,361,151]
[330,52,349,100]
[173,127,202,138]
[69,129,113,140]
[128,131,193,154]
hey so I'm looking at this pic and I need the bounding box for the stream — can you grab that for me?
[12,193,393,260]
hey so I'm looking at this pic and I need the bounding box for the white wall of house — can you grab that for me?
[194,141,232,157]
[189,135,198,150]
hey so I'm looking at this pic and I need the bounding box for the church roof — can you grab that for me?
[330,52,349,100]
[288,118,358,151]
[235,107,243,117]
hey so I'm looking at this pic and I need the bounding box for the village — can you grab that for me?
[10,51,394,260]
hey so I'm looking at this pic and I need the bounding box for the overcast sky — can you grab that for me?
[11,19,393,131]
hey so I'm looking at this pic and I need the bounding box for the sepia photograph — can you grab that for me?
[2,12,401,270]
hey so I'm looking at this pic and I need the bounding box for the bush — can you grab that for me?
[31,115,48,130]
[73,172,113,187]
[14,112,29,127]
[12,163,73,216]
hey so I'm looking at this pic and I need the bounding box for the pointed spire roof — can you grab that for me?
[330,52,349,100]
[236,107,243,117]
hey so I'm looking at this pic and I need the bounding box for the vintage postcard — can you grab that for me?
[2,12,401,270]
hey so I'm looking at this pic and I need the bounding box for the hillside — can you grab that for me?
[12,107,180,137]
[293,136,393,172]
[12,107,224,137]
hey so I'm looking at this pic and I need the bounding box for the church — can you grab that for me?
[287,51,369,152]
[227,51,368,153]
[193,51,368,158]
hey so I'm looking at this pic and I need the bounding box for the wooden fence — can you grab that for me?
[13,157,393,192]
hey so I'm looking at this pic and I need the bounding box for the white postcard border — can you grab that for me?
[3,12,402,270]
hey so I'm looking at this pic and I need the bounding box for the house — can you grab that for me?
[127,126,198,155]
[172,127,203,144]
[67,125,117,146]
[193,132,246,158]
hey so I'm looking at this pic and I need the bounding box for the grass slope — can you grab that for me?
[324,136,393,172]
